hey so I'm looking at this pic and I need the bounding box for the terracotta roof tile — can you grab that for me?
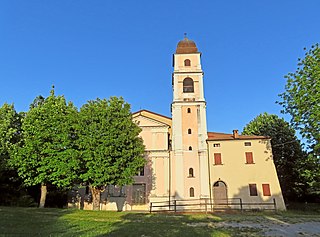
[207,132,268,141]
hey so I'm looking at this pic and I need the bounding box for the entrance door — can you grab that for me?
[213,181,228,205]
[132,184,146,205]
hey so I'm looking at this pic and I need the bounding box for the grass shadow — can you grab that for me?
[0,206,82,236]
[3,207,318,236]
[99,212,228,237]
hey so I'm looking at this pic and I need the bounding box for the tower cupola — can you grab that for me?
[176,36,198,54]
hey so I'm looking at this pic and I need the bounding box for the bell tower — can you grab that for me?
[171,36,209,199]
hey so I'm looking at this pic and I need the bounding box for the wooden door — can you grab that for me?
[213,181,228,205]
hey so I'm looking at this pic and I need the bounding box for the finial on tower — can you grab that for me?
[176,34,198,54]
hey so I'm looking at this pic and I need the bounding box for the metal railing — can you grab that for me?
[149,198,277,213]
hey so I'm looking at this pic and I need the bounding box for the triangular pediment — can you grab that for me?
[132,110,172,128]
[133,114,169,127]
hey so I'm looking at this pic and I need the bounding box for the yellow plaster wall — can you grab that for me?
[208,139,286,210]
[174,53,202,72]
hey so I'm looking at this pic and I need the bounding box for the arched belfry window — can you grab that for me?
[188,128,192,134]
[184,59,191,66]
[183,78,194,93]
[190,187,195,197]
[189,168,194,177]
[187,108,191,113]
[189,146,192,151]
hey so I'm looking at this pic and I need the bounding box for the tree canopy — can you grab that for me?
[242,113,319,201]
[77,97,145,210]
[0,103,21,163]
[12,88,79,207]
[278,43,320,156]
[0,103,23,205]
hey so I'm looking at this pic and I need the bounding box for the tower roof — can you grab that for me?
[176,36,198,54]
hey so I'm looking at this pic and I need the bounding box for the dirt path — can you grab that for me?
[217,218,320,236]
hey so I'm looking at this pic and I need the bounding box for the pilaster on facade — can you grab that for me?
[174,153,185,199]
[171,104,183,153]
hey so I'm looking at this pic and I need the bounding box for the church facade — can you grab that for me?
[69,37,286,211]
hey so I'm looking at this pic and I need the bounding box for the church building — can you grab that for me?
[70,37,286,211]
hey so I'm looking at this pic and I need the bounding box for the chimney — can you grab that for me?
[233,130,239,139]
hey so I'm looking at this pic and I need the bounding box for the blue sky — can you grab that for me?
[0,1,319,134]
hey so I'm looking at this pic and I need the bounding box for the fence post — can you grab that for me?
[174,200,177,213]
[205,199,207,214]
[273,198,277,211]
[240,198,243,211]
[149,202,152,213]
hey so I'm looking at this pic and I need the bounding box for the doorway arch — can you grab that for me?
[213,180,228,205]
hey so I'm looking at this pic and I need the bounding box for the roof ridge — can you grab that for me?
[133,109,172,120]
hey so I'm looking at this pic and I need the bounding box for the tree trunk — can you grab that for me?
[39,184,47,208]
[90,186,101,210]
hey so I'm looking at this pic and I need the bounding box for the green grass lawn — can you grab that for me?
[0,207,319,237]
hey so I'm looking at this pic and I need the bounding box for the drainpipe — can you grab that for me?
[168,150,171,210]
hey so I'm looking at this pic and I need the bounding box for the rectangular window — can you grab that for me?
[107,185,125,197]
[137,166,144,176]
[244,142,251,146]
[214,153,222,165]
[245,152,254,164]
[249,184,258,196]
[132,184,146,205]
[262,184,271,196]
[213,143,221,147]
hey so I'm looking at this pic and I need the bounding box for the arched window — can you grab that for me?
[184,59,191,66]
[187,108,191,113]
[189,168,194,177]
[189,146,192,151]
[213,181,227,187]
[183,78,194,93]
[188,128,192,134]
[190,187,195,197]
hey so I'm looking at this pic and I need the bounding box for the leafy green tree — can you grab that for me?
[296,153,320,200]
[242,113,319,201]
[12,88,79,208]
[77,97,145,210]
[278,43,320,156]
[0,103,23,204]
[0,103,21,164]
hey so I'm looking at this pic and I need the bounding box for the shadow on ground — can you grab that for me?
[6,207,319,236]
[97,212,227,237]
[0,206,79,236]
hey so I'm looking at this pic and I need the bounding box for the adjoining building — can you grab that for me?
[69,37,286,211]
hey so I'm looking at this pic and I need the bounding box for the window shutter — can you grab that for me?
[249,184,258,196]
[214,153,222,165]
[245,152,254,164]
[262,184,271,196]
